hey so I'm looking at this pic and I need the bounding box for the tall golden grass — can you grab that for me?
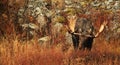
[0,38,65,65]
[0,37,120,65]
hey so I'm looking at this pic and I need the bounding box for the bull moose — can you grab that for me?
[65,15,108,51]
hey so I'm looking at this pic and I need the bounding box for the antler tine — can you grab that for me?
[67,15,78,22]
[95,20,108,38]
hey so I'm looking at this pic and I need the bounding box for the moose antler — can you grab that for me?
[66,15,78,33]
[65,14,108,38]
[95,20,108,37]
[73,20,108,37]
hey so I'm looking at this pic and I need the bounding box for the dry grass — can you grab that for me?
[0,1,120,64]
[0,37,120,65]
